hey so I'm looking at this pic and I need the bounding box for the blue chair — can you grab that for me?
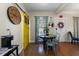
[68,31,79,43]
[46,37,59,55]
[46,36,57,50]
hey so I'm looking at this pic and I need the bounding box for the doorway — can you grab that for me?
[35,16,48,43]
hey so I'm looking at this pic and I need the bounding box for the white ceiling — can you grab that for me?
[21,3,79,13]
[22,3,64,12]
[63,3,79,11]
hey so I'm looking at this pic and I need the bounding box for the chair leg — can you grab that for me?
[71,40,72,43]
[77,40,79,44]
[71,40,74,44]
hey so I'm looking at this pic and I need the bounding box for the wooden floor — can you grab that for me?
[20,42,79,56]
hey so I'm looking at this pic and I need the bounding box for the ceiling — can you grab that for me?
[22,3,66,12]
[21,3,79,14]
[63,3,79,11]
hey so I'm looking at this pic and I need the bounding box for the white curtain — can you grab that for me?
[73,17,79,38]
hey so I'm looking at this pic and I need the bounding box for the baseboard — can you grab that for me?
[29,41,35,44]
[29,42,35,44]
[19,48,23,55]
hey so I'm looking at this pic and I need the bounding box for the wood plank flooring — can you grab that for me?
[20,42,79,56]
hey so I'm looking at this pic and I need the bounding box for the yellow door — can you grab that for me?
[21,11,29,49]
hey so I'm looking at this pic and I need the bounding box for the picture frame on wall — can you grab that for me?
[58,22,64,28]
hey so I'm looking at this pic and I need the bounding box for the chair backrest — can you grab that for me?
[68,31,73,39]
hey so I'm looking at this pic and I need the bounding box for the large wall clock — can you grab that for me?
[7,6,21,25]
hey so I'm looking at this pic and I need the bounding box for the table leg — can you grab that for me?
[43,40,47,51]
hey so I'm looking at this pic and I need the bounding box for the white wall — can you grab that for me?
[29,11,76,43]
[56,12,79,42]
[0,3,26,54]
[54,14,74,42]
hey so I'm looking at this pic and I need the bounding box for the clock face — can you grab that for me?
[7,6,21,25]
